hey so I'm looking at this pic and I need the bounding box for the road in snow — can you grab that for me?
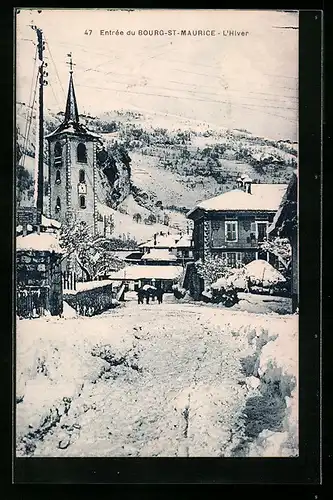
[16,295,295,457]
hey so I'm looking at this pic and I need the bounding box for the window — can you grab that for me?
[55,170,61,184]
[222,252,242,267]
[79,195,86,209]
[54,142,62,157]
[54,142,62,167]
[256,221,268,243]
[77,143,87,163]
[79,169,85,183]
[225,221,238,242]
[55,196,61,212]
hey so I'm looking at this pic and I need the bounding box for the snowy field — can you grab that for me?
[16,294,297,458]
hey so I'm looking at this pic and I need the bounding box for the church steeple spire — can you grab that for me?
[64,53,79,124]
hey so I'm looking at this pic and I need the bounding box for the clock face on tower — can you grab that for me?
[78,183,87,195]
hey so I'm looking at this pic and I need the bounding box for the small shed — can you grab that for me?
[16,232,64,318]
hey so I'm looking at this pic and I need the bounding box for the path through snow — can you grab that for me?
[16,298,296,457]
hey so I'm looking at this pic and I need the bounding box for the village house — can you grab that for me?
[108,265,183,292]
[268,170,298,311]
[136,232,194,266]
[187,176,288,267]
[16,228,63,318]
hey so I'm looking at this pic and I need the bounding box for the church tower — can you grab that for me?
[46,55,101,234]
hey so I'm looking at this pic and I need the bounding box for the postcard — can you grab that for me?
[15,8,300,464]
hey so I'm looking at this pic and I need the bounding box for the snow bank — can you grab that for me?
[246,316,298,457]
[16,315,135,454]
[245,260,286,286]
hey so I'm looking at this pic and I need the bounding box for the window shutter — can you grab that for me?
[232,223,236,240]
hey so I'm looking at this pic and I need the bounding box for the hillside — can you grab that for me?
[16,104,297,242]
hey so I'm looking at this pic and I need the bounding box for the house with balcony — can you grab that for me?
[136,231,194,266]
[187,177,288,267]
[183,178,288,298]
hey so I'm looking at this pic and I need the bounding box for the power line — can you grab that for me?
[44,38,66,104]
[174,67,297,91]
[86,66,299,103]
[81,65,297,106]
[75,82,297,120]
[20,45,37,162]
[48,78,63,113]
[20,59,39,170]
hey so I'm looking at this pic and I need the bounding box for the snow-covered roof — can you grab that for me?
[41,215,61,229]
[142,249,177,261]
[45,122,101,140]
[108,265,183,281]
[16,215,61,236]
[175,235,192,248]
[139,234,181,249]
[16,233,63,253]
[187,184,288,216]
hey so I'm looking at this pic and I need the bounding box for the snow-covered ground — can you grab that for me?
[16,294,297,458]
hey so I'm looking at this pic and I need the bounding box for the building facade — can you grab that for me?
[187,181,288,267]
[138,232,194,267]
[46,65,101,233]
[268,171,298,311]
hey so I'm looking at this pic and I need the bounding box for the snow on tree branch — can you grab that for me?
[59,219,125,280]
[259,237,292,269]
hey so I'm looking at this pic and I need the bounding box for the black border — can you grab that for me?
[8,7,322,485]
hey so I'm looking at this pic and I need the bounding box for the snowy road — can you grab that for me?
[16,297,295,457]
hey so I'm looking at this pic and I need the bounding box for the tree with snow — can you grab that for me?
[147,213,157,225]
[259,237,292,270]
[59,219,124,281]
[195,255,243,285]
[133,213,142,223]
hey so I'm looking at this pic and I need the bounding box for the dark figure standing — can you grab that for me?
[137,288,144,304]
[156,288,164,304]
[145,291,150,304]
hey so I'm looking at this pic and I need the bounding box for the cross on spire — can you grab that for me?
[66,52,76,74]
[64,52,79,123]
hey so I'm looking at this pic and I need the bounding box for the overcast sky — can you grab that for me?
[16,9,298,141]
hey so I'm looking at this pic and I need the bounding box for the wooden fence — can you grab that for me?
[62,271,77,291]
[16,286,50,319]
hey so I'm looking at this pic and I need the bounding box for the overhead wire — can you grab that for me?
[20,64,39,170]
[75,82,297,122]
[19,44,38,169]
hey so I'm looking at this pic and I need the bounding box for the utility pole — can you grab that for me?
[31,25,48,224]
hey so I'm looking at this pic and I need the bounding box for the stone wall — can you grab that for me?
[16,250,63,317]
[63,283,120,316]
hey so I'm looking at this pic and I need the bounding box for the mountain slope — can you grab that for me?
[16,105,297,242]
